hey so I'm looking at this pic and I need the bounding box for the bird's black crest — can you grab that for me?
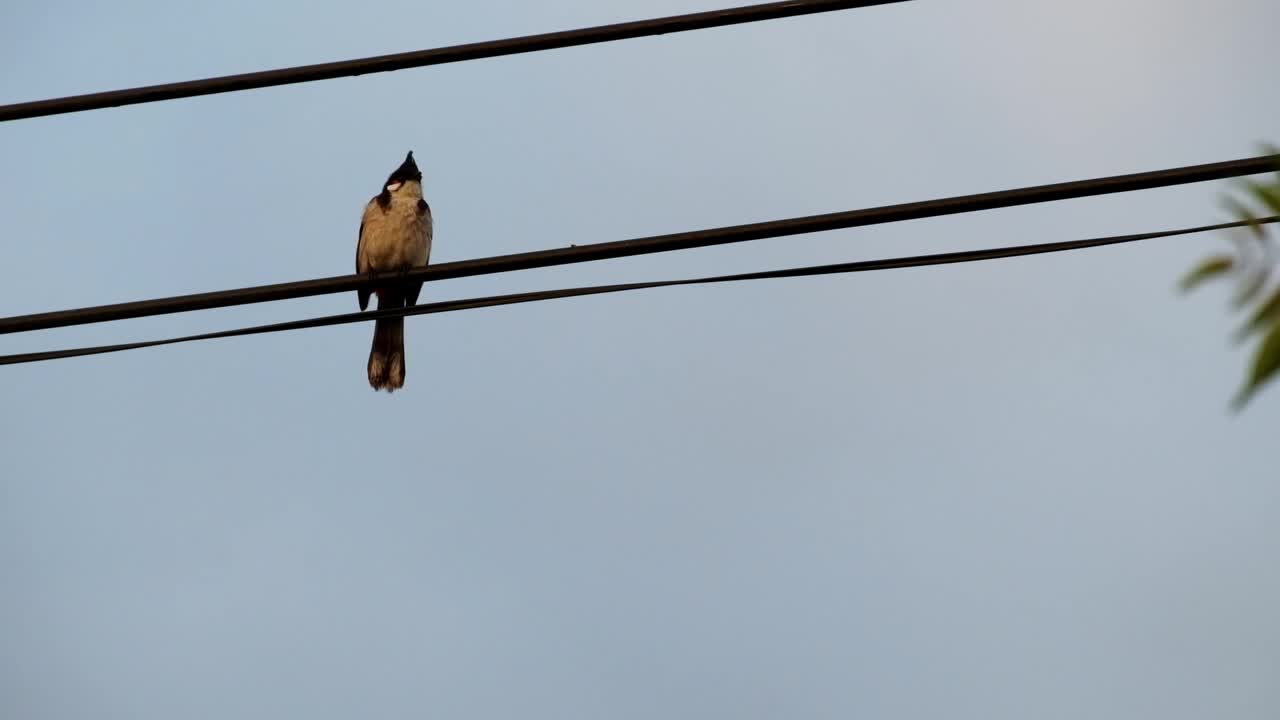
[385,151,422,186]
[376,151,422,208]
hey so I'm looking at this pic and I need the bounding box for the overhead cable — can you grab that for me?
[0,0,909,123]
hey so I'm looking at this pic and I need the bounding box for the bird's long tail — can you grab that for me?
[367,294,406,392]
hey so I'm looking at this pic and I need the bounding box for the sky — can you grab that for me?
[2,1,1279,718]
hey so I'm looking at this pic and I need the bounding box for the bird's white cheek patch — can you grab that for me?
[385,182,403,192]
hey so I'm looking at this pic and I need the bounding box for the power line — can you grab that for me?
[5,216,1273,367]
[0,0,909,123]
[3,154,1276,336]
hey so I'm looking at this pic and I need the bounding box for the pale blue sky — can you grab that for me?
[3,1,1279,718]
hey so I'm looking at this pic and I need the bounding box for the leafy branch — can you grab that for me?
[1181,145,1280,410]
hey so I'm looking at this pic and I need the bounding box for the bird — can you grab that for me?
[355,151,433,392]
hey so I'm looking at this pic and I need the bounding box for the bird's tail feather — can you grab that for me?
[367,297,406,392]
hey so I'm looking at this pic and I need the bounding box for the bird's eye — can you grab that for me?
[386,181,403,192]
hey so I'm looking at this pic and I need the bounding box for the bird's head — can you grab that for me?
[382,150,422,194]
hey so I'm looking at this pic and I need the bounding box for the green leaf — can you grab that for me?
[1232,287,1280,344]
[1231,322,1280,411]
[1232,268,1269,308]
[1179,255,1235,293]
[1225,225,1259,262]
[1243,179,1280,217]
[1223,196,1265,239]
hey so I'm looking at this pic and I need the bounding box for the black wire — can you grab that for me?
[2,154,1277,336]
[0,0,909,123]
[4,216,1271,366]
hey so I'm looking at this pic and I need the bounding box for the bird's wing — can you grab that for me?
[356,199,377,274]
[421,200,433,249]
[356,218,365,273]
[356,200,378,310]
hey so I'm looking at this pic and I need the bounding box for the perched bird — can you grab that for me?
[356,151,433,391]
